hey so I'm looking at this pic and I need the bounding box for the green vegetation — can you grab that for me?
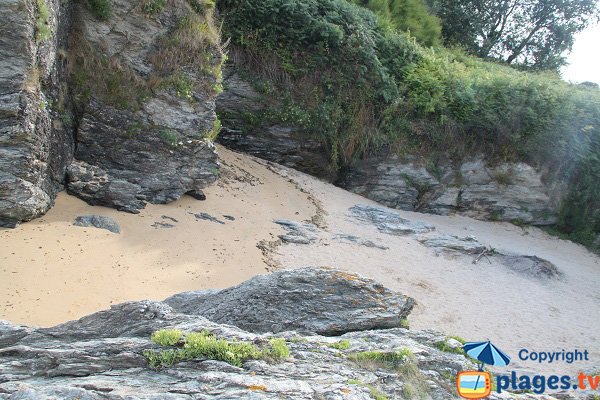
[349,0,441,46]
[87,0,112,19]
[399,318,410,329]
[432,0,599,70]
[160,129,180,147]
[328,339,351,350]
[219,0,600,247]
[35,0,51,42]
[142,0,167,15]
[348,348,413,367]
[151,329,182,346]
[433,340,463,354]
[143,329,290,368]
[204,118,221,141]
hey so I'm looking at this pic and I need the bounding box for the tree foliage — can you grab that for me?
[430,0,599,70]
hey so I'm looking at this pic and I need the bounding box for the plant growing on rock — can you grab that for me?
[143,329,290,368]
[35,0,52,42]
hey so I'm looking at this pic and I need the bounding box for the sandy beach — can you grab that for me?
[0,146,315,326]
[1,145,599,376]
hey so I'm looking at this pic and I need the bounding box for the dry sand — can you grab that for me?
[1,146,599,376]
[264,161,600,376]
[0,146,316,326]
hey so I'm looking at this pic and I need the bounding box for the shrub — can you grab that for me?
[328,339,351,350]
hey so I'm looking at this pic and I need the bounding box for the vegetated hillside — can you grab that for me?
[217,0,600,249]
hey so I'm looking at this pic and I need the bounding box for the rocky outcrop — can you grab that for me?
[65,1,223,213]
[341,156,558,225]
[217,68,334,180]
[0,0,226,224]
[165,267,415,335]
[0,267,574,399]
[0,0,74,227]
[349,204,562,279]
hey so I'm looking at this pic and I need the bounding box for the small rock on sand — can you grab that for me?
[73,215,120,234]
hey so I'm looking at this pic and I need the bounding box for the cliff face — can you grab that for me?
[0,0,223,224]
[0,0,74,227]
[66,0,222,213]
[217,72,559,225]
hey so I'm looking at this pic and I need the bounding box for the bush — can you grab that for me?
[219,0,600,242]
[151,329,182,346]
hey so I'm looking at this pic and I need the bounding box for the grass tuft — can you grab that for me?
[151,329,182,346]
[35,0,51,42]
[144,330,290,368]
[142,0,167,15]
[328,340,351,350]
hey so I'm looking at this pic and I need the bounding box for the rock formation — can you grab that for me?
[0,267,573,399]
[65,0,223,213]
[342,156,558,225]
[217,72,559,226]
[217,69,334,180]
[0,0,74,227]
[0,0,224,225]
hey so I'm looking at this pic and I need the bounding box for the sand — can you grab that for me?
[264,161,600,376]
[1,146,599,376]
[0,146,316,327]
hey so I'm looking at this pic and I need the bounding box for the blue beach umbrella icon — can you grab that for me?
[463,340,511,370]
[461,341,510,397]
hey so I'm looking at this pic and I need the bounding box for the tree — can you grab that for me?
[430,0,599,70]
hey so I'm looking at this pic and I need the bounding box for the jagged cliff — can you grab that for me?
[0,0,223,225]
[0,0,74,227]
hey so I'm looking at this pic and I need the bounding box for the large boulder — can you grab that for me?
[0,0,74,227]
[165,267,415,335]
[65,0,223,212]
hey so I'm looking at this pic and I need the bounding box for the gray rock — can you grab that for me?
[192,212,225,224]
[0,268,569,399]
[165,267,415,335]
[342,156,558,226]
[333,233,389,250]
[275,219,319,244]
[349,204,435,235]
[0,0,74,227]
[217,69,334,180]
[65,1,223,213]
[73,215,120,234]
[418,234,487,254]
[151,221,174,229]
[496,254,562,279]
[187,189,207,200]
